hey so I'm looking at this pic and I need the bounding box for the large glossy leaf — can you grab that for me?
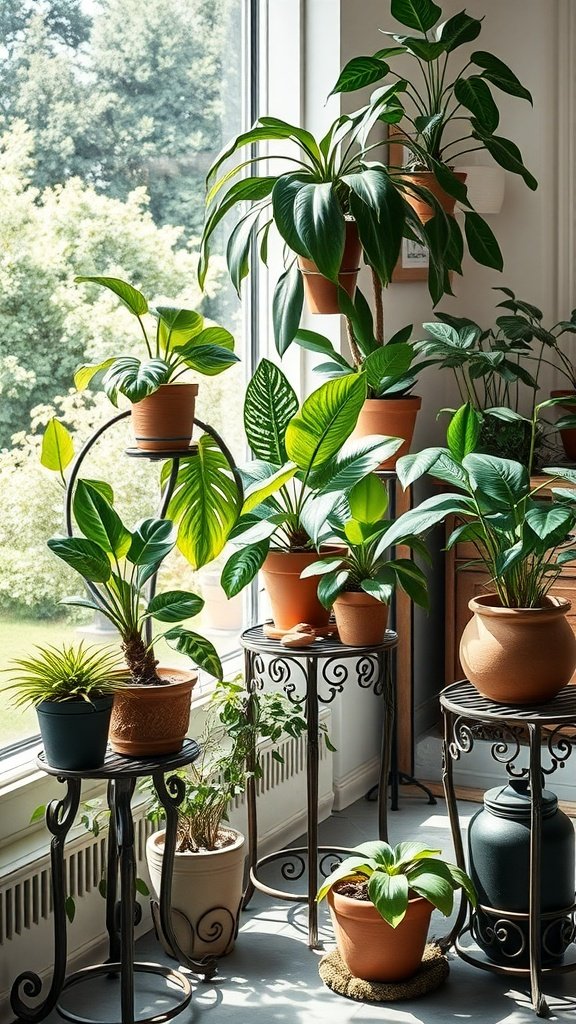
[408,860,455,916]
[244,358,299,463]
[200,175,276,286]
[396,447,448,488]
[317,569,350,609]
[293,182,345,281]
[285,374,367,472]
[391,35,446,61]
[446,404,482,461]
[47,536,112,583]
[454,76,499,134]
[463,453,529,507]
[391,0,441,33]
[102,357,170,404]
[271,175,313,258]
[164,627,223,680]
[190,326,235,351]
[349,474,389,523]
[347,177,404,284]
[242,463,297,514]
[155,307,203,351]
[438,10,482,50]
[363,343,413,392]
[379,492,475,550]
[145,590,204,623]
[176,343,240,376]
[471,51,533,103]
[74,358,116,391]
[464,212,503,271]
[293,329,351,368]
[272,263,304,356]
[221,540,270,597]
[226,213,256,295]
[310,435,403,493]
[75,276,148,316]
[41,418,74,474]
[471,128,537,190]
[368,871,409,928]
[525,505,573,545]
[330,55,388,95]
[73,481,131,558]
[127,518,176,566]
[316,855,374,903]
[165,435,241,569]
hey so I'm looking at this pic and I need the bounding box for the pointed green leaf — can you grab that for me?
[176,343,240,376]
[75,276,148,316]
[47,536,112,583]
[41,419,74,474]
[464,212,503,271]
[311,436,403,494]
[245,359,299,463]
[349,474,388,523]
[391,0,441,33]
[103,357,170,404]
[221,540,270,598]
[447,404,482,460]
[242,464,298,514]
[368,871,409,928]
[318,570,350,608]
[331,55,388,95]
[471,128,537,190]
[463,453,529,507]
[273,263,304,357]
[74,359,115,391]
[285,374,367,472]
[293,182,345,282]
[471,51,533,103]
[454,76,499,133]
[145,591,204,623]
[438,11,482,50]
[127,518,175,566]
[73,481,131,558]
[164,628,223,680]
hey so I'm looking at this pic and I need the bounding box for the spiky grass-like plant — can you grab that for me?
[4,642,129,707]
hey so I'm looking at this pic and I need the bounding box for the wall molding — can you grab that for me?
[556,0,576,317]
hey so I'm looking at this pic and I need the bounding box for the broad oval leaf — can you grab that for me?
[272,263,304,357]
[463,212,503,271]
[349,474,389,523]
[127,518,176,566]
[318,569,350,609]
[330,55,388,95]
[285,374,367,472]
[242,463,298,515]
[176,343,240,376]
[525,505,574,545]
[471,51,533,103]
[462,453,529,507]
[145,590,204,623]
[293,182,345,282]
[363,343,413,392]
[41,418,74,474]
[221,540,270,597]
[391,0,441,33]
[47,536,112,583]
[454,75,499,133]
[368,871,409,928]
[438,10,482,51]
[73,480,131,558]
[311,435,403,494]
[75,276,148,316]
[103,357,171,404]
[446,404,481,461]
[74,358,115,391]
[244,358,299,463]
[164,627,223,680]
[155,306,204,350]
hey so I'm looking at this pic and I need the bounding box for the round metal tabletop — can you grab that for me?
[440,680,576,726]
[240,623,399,657]
[37,737,200,780]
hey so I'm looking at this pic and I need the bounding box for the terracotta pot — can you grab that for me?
[334,592,389,647]
[146,826,245,959]
[400,170,467,224]
[551,389,576,461]
[109,667,196,756]
[459,595,576,704]
[261,549,339,632]
[298,220,362,314]
[351,396,422,469]
[130,382,198,452]
[328,887,433,982]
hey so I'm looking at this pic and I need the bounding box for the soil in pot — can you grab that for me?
[109,667,197,756]
[551,390,576,461]
[261,549,341,632]
[334,592,389,647]
[131,382,198,452]
[37,695,113,771]
[146,826,246,959]
[459,595,576,704]
[400,171,467,224]
[298,221,362,314]
[328,880,433,982]
[351,396,422,470]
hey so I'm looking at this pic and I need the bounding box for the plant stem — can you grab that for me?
[371,269,385,344]
[345,317,363,368]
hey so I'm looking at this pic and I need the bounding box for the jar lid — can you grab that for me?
[483,779,558,820]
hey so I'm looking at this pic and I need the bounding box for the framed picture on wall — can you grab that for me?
[389,134,429,283]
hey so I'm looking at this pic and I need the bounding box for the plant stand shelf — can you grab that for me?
[240,624,398,949]
[440,680,576,1019]
[10,741,208,1024]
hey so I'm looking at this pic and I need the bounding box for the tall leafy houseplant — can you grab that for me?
[220,359,401,630]
[386,403,576,702]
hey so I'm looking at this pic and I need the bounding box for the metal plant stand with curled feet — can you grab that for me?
[439,680,576,1019]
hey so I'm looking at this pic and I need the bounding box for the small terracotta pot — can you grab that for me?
[551,389,576,461]
[459,595,576,704]
[298,221,362,314]
[351,396,422,469]
[334,592,389,647]
[130,382,198,452]
[400,171,467,224]
[110,667,197,756]
[261,549,340,632]
[328,887,433,982]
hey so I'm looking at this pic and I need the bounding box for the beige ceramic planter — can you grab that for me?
[334,592,389,647]
[459,595,576,704]
[328,887,433,982]
[146,826,246,959]
[130,382,198,452]
[110,667,196,756]
[351,396,422,469]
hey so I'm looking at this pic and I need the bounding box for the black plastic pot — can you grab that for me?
[36,696,114,771]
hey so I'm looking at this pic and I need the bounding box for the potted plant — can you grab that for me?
[143,676,310,959]
[3,642,129,770]
[220,359,402,632]
[73,276,239,451]
[301,474,429,645]
[386,402,576,703]
[47,478,224,755]
[316,839,475,982]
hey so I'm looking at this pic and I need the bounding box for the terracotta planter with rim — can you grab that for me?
[261,549,340,632]
[146,826,245,959]
[328,886,433,982]
[351,396,422,469]
[298,220,362,314]
[459,595,576,704]
[400,170,467,224]
[131,382,198,452]
[334,592,389,647]
[551,389,576,461]
[110,667,197,756]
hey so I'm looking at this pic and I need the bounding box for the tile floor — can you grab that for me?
[38,790,576,1024]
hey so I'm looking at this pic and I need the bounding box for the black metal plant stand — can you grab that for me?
[240,624,398,949]
[10,742,206,1024]
[440,680,576,1019]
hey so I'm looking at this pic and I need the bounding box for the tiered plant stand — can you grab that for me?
[440,680,576,1018]
[240,624,398,949]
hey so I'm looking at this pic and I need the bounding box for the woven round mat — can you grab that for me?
[318,943,449,1002]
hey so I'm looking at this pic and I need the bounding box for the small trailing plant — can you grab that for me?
[317,839,476,927]
[3,642,129,707]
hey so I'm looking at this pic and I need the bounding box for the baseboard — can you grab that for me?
[332,755,380,812]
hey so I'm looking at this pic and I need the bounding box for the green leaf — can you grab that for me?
[127,518,175,566]
[285,374,367,472]
[344,169,405,283]
[75,276,148,316]
[316,855,374,903]
[271,175,313,259]
[368,871,409,928]
[135,878,150,897]
[318,570,350,608]
[311,436,403,494]
[300,556,347,578]
[165,436,241,569]
[273,264,304,357]
[392,561,429,608]
[349,474,388,523]
[454,76,499,133]
[363,343,413,392]
[396,447,448,488]
[242,463,298,514]
[221,540,270,597]
[184,326,235,352]
[525,505,573,545]
[361,578,394,603]
[391,0,441,33]
[176,342,240,376]
[293,182,345,281]
[47,536,112,583]
[41,419,74,474]
[293,329,350,368]
[226,213,255,296]
[446,404,481,461]
[379,493,475,549]
[30,805,46,824]
[355,840,394,866]
[330,55,388,95]
[471,51,533,103]
[392,35,446,61]
[464,212,504,271]
[438,11,482,51]
[244,359,299,463]
[156,306,204,349]
[145,590,204,623]
[462,453,530,507]
[73,481,131,558]
[471,128,537,190]
[65,896,76,924]
[408,860,455,916]
[103,357,170,404]
[164,628,223,681]
[74,358,115,391]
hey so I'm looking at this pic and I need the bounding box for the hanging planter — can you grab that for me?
[400,171,467,224]
[110,668,197,756]
[298,221,362,314]
[352,396,422,469]
[130,382,198,452]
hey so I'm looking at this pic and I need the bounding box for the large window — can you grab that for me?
[0,0,260,753]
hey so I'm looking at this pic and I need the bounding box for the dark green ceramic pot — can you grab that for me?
[36,696,114,771]
[468,779,575,967]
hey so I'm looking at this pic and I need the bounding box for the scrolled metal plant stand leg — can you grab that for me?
[105,779,121,965]
[528,724,550,1019]
[10,778,81,1022]
[242,649,259,910]
[439,708,470,953]
[306,654,320,949]
[152,770,217,979]
[377,651,392,842]
[114,777,137,1023]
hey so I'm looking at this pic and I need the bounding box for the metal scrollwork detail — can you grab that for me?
[471,912,526,959]
[246,653,266,694]
[542,728,574,776]
[490,727,527,779]
[318,658,348,704]
[542,913,576,957]
[356,657,378,692]
[319,852,345,877]
[280,854,306,881]
[448,717,475,761]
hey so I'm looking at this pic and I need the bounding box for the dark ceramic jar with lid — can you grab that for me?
[467,779,575,967]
